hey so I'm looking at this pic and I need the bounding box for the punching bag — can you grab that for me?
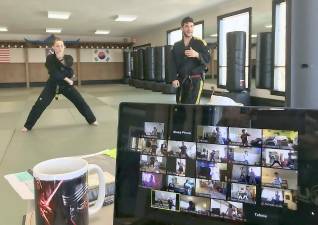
[155,46,165,82]
[123,50,132,79]
[164,45,173,83]
[256,32,272,89]
[145,47,155,81]
[137,49,145,80]
[132,50,138,79]
[226,31,246,92]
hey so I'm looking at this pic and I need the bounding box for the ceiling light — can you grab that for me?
[251,34,258,38]
[210,33,218,37]
[0,27,8,32]
[46,28,62,33]
[95,30,110,35]
[114,15,137,22]
[265,24,272,28]
[48,11,71,20]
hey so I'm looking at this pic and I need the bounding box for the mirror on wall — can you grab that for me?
[272,0,287,94]
[217,8,251,90]
[203,0,280,98]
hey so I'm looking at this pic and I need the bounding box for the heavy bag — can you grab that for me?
[137,49,145,80]
[123,50,132,78]
[132,50,138,79]
[145,47,155,81]
[226,31,246,92]
[256,32,272,89]
[155,46,165,82]
[164,45,173,83]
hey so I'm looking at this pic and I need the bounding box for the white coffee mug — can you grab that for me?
[33,157,105,225]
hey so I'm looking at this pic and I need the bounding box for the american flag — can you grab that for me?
[0,48,10,63]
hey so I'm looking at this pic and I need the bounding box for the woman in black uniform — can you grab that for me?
[21,37,97,132]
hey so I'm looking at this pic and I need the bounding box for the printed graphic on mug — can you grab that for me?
[35,174,89,225]
[33,157,105,225]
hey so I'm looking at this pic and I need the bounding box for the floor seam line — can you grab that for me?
[0,128,16,166]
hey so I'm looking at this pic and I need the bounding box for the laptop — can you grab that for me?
[114,103,318,225]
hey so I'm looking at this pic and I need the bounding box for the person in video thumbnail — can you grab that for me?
[272,172,283,188]
[184,179,193,195]
[270,153,283,168]
[210,150,216,162]
[149,156,155,168]
[160,143,168,155]
[150,175,155,186]
[168,198,174,209]
[239,166,247,183]
[249,168,256,184]
[158,199,164,207]
[241,129,250,147]
[177,161,184,174]
[202,148,208,159]
[243,150,249,165]
[179,142,189,158]
[215,127,224,144]
[154,160,160,171]
[287,150,295,168]
[151,127,158,136]
[151,141,157,155]
[168,177,177,190]
[226,204,234,218]
[238,187,248,200]
[188,201,196,211]
[274,191,281,205]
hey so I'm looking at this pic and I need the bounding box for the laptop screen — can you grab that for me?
[114,103,318,225]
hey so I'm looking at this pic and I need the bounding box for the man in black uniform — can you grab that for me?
[170,16,210,104]
[21,37,97,131]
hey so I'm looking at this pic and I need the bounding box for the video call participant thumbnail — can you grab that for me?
[261,168,298,190]
[180,195,211,216]
[262,129,298,150]
[151,190,180,211]
[167,175,195,196]
[197,126,228,144]
[231,164,261,185]
[231,183,257,204]
[228,128,262,147]
[140,172,164,190]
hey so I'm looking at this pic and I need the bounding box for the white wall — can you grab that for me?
[64,48,78,62]
[134,0,272,46]
[0,33,130,42]
[9,48,24,63]
[6,48,123,63]
[80,49,123,62]
[28,48,46,63]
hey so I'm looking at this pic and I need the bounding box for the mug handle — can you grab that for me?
[88,164,106,215]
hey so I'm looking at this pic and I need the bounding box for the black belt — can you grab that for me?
[179,74,202,90]
[190,74,202,79]
[179,74,202,81]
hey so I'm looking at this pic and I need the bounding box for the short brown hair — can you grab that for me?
[181,16,194,26]
[52,37,64,46]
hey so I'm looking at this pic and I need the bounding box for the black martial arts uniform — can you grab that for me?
[170,37,210,104]
[23,53,96,130]
[171,37,210,104]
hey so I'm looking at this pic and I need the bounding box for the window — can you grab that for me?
[217,8,251,89]
[167,21,204,46]
[272,0,286,93]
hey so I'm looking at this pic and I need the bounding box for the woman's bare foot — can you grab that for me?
[21,127,29,132]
